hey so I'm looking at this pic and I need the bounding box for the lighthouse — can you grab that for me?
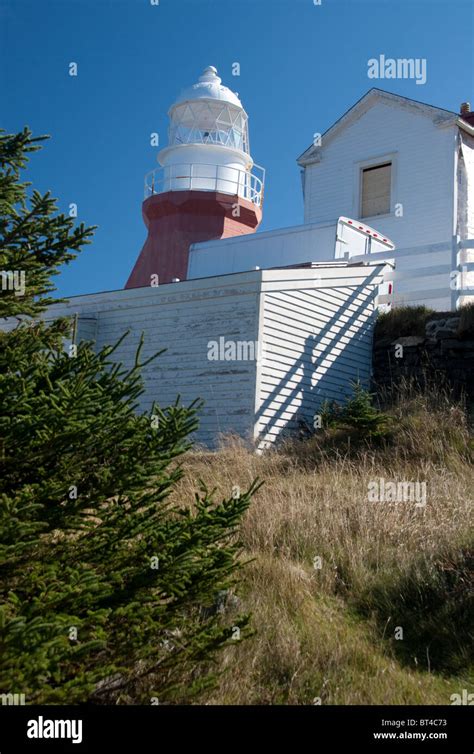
[125,66,265,288]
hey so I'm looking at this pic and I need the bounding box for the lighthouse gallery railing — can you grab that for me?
[144,163,265,207]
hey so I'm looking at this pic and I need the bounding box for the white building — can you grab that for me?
[3,77,473,448]
[299,88,474,248]
[38,262,391,449]
[191,88,474,311]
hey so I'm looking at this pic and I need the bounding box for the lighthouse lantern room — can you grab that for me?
[126,67,265,288]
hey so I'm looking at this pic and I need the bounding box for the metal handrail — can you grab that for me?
[144,162,265,207]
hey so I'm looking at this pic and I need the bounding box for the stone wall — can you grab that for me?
[372,313,474,407]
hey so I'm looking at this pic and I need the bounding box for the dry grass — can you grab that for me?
[170,394,473,705]
[375,305,437,338]
[375,301,474,340]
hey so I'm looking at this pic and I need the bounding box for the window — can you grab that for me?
[360,162,391,218]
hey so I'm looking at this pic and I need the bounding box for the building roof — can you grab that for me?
[170,66,243,112]
[461,111,474,127]
[297,88,474,167]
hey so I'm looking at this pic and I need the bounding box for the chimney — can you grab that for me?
[460,101,474,126]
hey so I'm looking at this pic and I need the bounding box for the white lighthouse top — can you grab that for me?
[171,66,243,111]
[144,65,265,207]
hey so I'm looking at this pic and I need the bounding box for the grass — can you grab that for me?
[375,305,437,338]
[169,390,473,704]
[375,302,474,340]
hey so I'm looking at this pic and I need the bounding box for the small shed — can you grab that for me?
[24,261,391,448]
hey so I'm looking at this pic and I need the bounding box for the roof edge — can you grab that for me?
[297,88,459,167]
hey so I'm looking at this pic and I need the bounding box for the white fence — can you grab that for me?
[350,237,474,311]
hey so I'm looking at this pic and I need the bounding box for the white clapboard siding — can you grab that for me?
[254,267,385,448]
[43,273,262,448]
[75,316,98,343]
[0,264,390,448]
[460,132,474,239]
[302,95,456,250]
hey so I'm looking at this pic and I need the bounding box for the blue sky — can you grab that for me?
[2,0,473,297]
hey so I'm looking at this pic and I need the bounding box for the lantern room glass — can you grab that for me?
[169,101,250,153]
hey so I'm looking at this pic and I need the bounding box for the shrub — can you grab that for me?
[320,381,392,440]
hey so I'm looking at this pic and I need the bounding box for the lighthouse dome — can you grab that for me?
[166,66,250,155]
[171,66,243,110]
[145,65,264,210]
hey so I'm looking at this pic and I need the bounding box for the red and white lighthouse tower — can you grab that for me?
[125,66,265,288]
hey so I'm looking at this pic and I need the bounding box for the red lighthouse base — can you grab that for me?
[125,190,262,288]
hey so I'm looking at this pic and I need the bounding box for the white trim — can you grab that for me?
[451,129,460,310]
[352,152,398,220]
[253,283,266,443]
[297,89,457,166]
[191,217,339,251]
[456,117,474,136]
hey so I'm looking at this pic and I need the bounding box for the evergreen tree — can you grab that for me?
[320,381,392,440]
[0,129,258,704]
